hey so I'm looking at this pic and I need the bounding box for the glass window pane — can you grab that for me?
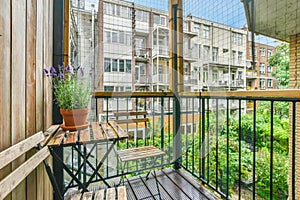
[104,58,111,72]
[119,60,124,72]
[112,59,118,71]
[126,60,131,72]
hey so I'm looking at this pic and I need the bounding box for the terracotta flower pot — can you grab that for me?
[60,108,89,131]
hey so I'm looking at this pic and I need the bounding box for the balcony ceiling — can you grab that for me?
[242,0,300,42]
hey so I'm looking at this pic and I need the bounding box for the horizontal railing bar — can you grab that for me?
[92,90,300,99]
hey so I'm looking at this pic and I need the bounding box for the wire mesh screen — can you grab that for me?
[69,0,294,199]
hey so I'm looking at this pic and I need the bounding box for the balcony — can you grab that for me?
[87,90,297,200]
[184,48,198,62]
[184,74,198,85]
[135,48,150,63]
[152,46,169,58]
[246,70,257,79]
[152,74,169,85]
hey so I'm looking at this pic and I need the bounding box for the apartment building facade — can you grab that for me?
[245,33,277,90]
[70,0,248,113]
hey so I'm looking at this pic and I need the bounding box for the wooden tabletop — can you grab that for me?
[47,121,127,147]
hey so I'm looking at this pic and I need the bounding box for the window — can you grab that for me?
[126,33,131,46]
[119,31,125,44]
[136,10,148,22]
[120,6,128,18]
[154,14,166,26]
[193,23,200,34]
[268,65,272,73]
[238,71,243,80]
[260,79,265,89]
[139,64,146,75]
[104,3,112,15]
[104,31,111,43]
[112,59,118,71]
[104,86,114,92]
[183,21,188,31]
[238,52,243,64]
[232,51,236,64]
[203,71,208,82]
[212,71,218,82]
[212,47,218,62]
[160,16,166,26]
[104,58,111,72]
[268,49,273,57]
[260,47,265,57]
[112,31,118,43]
[126,60,131,72]
[232,32,242,45]
[203,25,210,38]
[115,5,120,16]
[268,79,273,88]
[203,46,210,60]
[125,87,132,91]
[260,63,265,74]
[154,14,160,25]
[119,60,125,72]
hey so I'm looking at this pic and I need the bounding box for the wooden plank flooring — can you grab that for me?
[124,168,218,200]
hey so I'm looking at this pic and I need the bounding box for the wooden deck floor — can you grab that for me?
[124,168,218,200]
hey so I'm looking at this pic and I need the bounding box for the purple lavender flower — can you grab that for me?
[44,68,49,76]
[59,73,64,79]
[65,65,71,73]
[50,66,57,76]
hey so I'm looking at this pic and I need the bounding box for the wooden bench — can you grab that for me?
[70,186,127,200]
[0,125,60,200]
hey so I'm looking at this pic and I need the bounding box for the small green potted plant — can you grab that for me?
[44,64,91,131]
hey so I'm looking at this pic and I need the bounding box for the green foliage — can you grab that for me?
[269,43,290,88]
[44,65,91,110]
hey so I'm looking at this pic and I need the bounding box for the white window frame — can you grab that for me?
[260,63,265,74]
[203,25,210,38]
[268,79,273,88]
[260,47,265,57]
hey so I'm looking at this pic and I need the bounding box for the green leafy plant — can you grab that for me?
[44,65,91,110]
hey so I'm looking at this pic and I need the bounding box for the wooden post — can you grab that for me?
[64,0,70,66]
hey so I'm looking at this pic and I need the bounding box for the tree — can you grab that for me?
[268,43,290,88]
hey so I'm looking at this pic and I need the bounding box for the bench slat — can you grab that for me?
[70,193,81,200]
[114,111,148,117]
[79,129,90,143]
[117,146,165,162]
[109,121,127,139]
[117,186,127,200]
[0,131,44,170]
[82,191,93,200]
[114,118,149,124]
[0,147,50,200]
[64,132,78,144]
[106,188,116,199]
[92,122,106,141]
[48,129,65,146]
[94,189,105,200]
[41,125,60,147]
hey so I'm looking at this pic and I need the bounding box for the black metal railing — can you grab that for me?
[62,91,298,199]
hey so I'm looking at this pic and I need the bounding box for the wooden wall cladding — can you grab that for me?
[0,0,53,199]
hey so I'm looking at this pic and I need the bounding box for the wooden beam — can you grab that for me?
[0,131,44,170]
[64,0,70,66]
[0,147,50,200]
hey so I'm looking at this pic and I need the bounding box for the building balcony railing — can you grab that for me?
[152,74,168,84]
[153,45,169,58]
[135,48,150,62]
[87,90,298,199]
